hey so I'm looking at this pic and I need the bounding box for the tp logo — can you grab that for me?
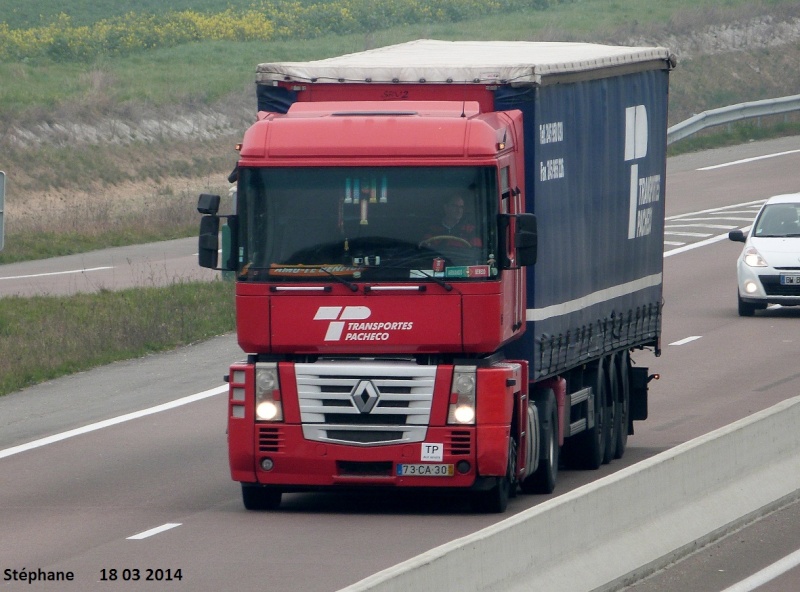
[625,106,648,241]
[314,306,371,341]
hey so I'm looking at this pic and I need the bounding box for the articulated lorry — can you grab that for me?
[198,40,674,512]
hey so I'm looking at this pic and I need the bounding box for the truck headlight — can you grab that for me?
[255,363,283,422]
[256,400,282,421]
[448,366,476,425]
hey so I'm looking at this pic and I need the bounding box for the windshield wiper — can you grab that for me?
[319,266,359,292]
[371,265,453,291]
[414,269,453,291]
[245,264,360,291]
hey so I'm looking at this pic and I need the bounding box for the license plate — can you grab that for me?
[396,463,454,477]
[780,274,800,285]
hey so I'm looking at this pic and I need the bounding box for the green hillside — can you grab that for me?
[0,0,316,28]
[0,0,798,395]
[0,0,798,264]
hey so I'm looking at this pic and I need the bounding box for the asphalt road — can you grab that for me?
[0,237,216,297]
[1,137,799,591]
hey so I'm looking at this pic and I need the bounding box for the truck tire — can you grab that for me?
[572,362,608,470]
[474,438,516,513]
[241,483,282,510]
[521,395,558,494]
[613,351,631,459]
[603,356,619,465]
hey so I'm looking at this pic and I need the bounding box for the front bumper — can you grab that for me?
[246,424,479,489]
[737,264,800,306]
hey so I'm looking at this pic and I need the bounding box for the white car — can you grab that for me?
[729,193,800,316]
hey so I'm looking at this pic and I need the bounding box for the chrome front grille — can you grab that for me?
[295,361,436,446]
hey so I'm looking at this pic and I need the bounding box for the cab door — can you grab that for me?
[498,160,525,336]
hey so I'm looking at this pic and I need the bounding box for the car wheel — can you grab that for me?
[737,291,757,317]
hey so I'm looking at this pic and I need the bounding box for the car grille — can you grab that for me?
[760,275,800,297]
[295,361,436,445]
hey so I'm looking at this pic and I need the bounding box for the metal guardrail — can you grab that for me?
[667,94,800,145]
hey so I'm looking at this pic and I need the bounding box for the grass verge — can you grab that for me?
[0,279,235,397]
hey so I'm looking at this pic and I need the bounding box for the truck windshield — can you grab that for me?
[236,166,498,282]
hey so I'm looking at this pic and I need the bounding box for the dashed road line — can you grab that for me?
[669,336,702,346]
[128,523,182,540]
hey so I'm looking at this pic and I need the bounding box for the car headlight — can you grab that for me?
[448,366,476,425]
[255,363,283,422]
[743,247,768,267]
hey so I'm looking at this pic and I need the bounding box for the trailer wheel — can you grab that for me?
[603,356,619,465]
[573,362,608,470]
[613,351,631,459]
[241,484,282,511]
[521,396,558,494]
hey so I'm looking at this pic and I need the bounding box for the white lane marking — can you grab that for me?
[0,266,113,281]
[664,231,713,238]
[669,336,702,346]
[719,547,800,592]
[667,223,748,230]
[666,200,765,220]
[698,149,800,171]
[127,523,182,540]
[0,385,227,460]
[665,231,735,257]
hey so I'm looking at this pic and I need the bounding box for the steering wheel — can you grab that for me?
[418,235,472,248]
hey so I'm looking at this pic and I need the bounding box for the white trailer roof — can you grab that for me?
[256,39,672,86]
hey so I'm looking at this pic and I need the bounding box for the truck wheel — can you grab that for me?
[521,400,558,494]
[574,362,607,470]
[603,356,619,465]
[241,483,282,510]
[474,438,516,513]
[613,351,631,459]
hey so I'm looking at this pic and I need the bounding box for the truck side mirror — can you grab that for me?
[199,215,220,269]
[498,213,537,269]
[515,213,537,266]
[198,193,221,215]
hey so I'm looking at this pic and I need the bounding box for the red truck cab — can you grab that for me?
[199,97,541,512]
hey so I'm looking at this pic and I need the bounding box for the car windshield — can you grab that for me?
[236,166,499,282]
[753,203,800,237]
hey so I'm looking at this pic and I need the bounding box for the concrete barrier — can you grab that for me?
[340,395,800,592]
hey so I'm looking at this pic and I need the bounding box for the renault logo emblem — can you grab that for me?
[351,380,379,413]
